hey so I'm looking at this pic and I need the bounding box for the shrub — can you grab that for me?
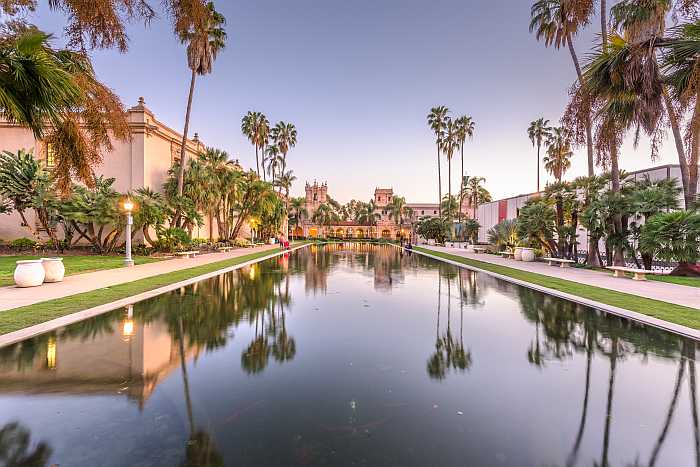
[487,219,518,252]
[154,227,191,252]
[640,211,700,276]
[234,238,251,248]
[10,237,37,249]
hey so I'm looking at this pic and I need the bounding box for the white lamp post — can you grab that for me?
[123,199,134,267]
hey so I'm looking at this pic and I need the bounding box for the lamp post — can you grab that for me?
[123,199,134,267]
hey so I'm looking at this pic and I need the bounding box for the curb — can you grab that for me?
[406,245,700,341]
[0,243,310,348]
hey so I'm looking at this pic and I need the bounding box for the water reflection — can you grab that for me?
[0,244,697,467]
[0,422,52,467]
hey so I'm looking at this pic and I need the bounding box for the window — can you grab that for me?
[433,210,437,215]
[421,210,425,215]
[46,143,56,168]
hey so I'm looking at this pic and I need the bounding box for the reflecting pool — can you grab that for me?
[0,244,697,466]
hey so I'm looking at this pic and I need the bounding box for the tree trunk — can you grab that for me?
[537,144,540,193]
[437,147,442,217]
[566,34,595,177]
[610,145,625,266]
[688,90,700,209]
[459,144,465,222]
[448,156,452,220]
[601,338,617,467]
[601,0,608,49]
[663,91,692,209]
[177,69,197,196]
[256,145,261,179]
[587,234,602,267]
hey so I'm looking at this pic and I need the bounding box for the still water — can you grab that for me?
[0,244,697,467]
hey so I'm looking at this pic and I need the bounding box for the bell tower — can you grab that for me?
[305,180,328,217]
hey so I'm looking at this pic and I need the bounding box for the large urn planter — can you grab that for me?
[14,260,45,287]
[514,247,524,261]
[42,258,65,283]
[520,248,536,262]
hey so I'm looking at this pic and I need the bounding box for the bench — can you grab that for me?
[175,251,199,259]
[542,257,575,268]
[217,246,234,252]
[607,266,661,281]
[472,247,488,254]
[499,251,514,259]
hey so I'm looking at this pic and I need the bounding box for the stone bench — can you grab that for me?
[472,247,488,254]
[607,266,661,281]
[217,246,234,252]
[542,257,576,268]
[175,251,199,259]
[499,251,514,259]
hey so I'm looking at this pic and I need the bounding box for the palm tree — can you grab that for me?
[543,126,573,183]
[242,111,269,179]
[176,2,226,196]
[530,0,594,176]
[463,176,492,220]
[270,121,297,177]
[288,197,307,239]
[311,203,337,237]
[527,118,552,191]
[276,169,296,198]
[455,115,475,221]
[389,196,413,229]
[428,106,449,217]
[265,145,284,184]
[441,117,460,222]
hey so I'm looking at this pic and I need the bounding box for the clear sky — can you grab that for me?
[28,0,680,203]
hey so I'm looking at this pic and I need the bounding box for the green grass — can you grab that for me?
[414,246,700,330]
[649,275,700,288]
[0,255,161,287]
[0,249,286,335]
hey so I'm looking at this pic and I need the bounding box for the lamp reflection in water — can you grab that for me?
[46,335,57,370]
[122,304,135,341]
[249,264,256,280]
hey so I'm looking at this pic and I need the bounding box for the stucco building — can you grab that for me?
[0,97,249,242]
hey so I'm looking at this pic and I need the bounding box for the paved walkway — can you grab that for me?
[0,245,280,311]
[421,245,700,310]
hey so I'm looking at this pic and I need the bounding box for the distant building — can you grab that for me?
[474,164,699,246]
[295,182,471,239]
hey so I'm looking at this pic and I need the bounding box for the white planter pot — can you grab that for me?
[520,248,536,262]
[42,257,65,282]
[14,260,45,287]
[514,247,524,261]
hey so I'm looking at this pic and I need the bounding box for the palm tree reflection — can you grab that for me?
[427,267,472,380]
[0,422,52,467]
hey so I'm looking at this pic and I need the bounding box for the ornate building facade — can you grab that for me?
[294,181,472,239]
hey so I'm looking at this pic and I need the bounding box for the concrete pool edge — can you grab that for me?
[0,243,311,348]
[405,245,700,341]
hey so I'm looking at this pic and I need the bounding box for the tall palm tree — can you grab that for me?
[242,111,269,179]
[463,176,492,220]
[527,118,552,191]
[543,126,573,183]
[270,121,297,176]
[428,106,449,217]
[176,2,226,196]
[530,0,594,176]
[276,169,296,198]
[389,196,413,229]
[441,117,461,222]
[455,115,475,222]
[265,145,285,184]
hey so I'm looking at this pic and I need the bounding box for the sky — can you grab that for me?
[24,0,682,203]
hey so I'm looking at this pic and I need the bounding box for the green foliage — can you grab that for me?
[9,237,37,249]
[640,211,700,264]
[487,219,519,251]
[416,217,450,243]
[155,227,191,253]
[234,238,251,248]
[461,218,481,243]
[517,199,557,254]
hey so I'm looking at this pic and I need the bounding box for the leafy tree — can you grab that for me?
[462,218,481,244]
[0,422,51,467]
[461,175,492,219]
[517,199,558,255]
[487,219,519,252]
[416,216,449,244]
[0,149,60,248]
[131,187,167,245]
[60,176,123,253]
[640,211,700,276]
[176,2,226,196]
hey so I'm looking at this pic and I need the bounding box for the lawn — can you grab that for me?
[414,247,700,331]
[649,275,700,288]
[0,248,293,335]
[0,255,162,287]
